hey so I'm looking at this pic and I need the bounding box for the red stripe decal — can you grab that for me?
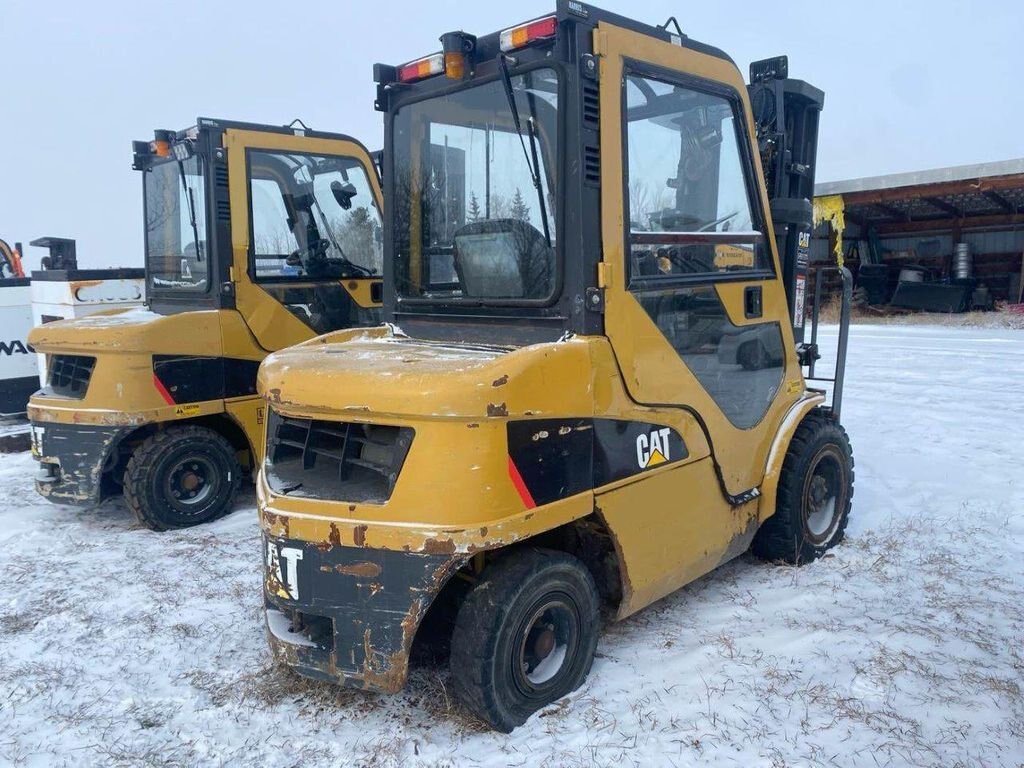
[153,374,175,405]
[507,456,536,509]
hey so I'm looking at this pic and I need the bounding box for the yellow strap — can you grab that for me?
[813,194,846,268]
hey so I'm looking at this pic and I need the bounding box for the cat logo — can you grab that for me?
[266,541,303,601]
[798,231,811,248]
[636,427,672,469]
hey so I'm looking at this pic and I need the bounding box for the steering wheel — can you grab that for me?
[287,238,331,266]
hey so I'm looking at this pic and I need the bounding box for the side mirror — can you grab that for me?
[331,180,358,210]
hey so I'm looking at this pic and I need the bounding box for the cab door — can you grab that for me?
[596,24,805,496]
[224,129,384,352]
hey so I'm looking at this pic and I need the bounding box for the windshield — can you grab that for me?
[250,151,382,280]
[144,155,209,292]
[392,67,559,303]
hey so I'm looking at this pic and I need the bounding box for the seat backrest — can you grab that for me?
[452,219,551,299]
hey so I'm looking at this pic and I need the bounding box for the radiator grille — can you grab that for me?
[47,355,96,398]
[265,410,413,503]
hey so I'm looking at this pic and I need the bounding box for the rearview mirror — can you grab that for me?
[331,180,358,210]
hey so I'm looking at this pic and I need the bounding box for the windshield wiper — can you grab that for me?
[177,160,203,262]
[498,55,551,248]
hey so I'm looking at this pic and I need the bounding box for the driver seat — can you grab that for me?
[451,218,552,299]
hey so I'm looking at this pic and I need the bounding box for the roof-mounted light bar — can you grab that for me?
[499,15,557,52]
[397,53,445,83]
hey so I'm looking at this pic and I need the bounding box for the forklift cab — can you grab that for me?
[133,119,384,343]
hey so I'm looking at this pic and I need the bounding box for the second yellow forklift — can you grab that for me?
[28,118,384,530]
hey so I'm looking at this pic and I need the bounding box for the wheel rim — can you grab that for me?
[512,595,580,697]
[802,445,847,545]
[165,455,219,515]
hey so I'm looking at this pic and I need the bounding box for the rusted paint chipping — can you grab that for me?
[491,374,509,387]
[422,537,457,555]
[486,402,508,417]
[353,524,368,547]
[264,510,290,537]
[358,598,424,693]
[334,561,383,578]
[328,522,343,547]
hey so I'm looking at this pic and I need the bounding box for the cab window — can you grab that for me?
[144,155,210,293]
[392,67,560,303]
[248,150,382,281]
[625,73,768,282]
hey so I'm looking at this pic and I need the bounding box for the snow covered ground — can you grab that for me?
[1,325,1022,767]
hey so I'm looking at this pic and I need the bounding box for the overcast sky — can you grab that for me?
[2,0,1021,269]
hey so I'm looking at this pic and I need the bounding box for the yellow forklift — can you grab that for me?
[28,118,384,530]
[257,3,853,731]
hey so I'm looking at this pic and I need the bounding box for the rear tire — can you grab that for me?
[449,549,600,732]
[753,410,854,564]
[124,425,241,531]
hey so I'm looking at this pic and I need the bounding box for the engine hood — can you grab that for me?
[29,308,225,356]
[259,328,598,421]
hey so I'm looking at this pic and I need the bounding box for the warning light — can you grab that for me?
[440,31,476,80]
[397,53,445,83]
[499,16,557,52]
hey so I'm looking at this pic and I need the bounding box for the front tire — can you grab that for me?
[449,549,600,732]
[753,410,854,564]
[123,425,241,531]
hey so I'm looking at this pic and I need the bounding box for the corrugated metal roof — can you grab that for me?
[815,158,1024,196]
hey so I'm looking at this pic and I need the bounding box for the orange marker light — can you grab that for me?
[445,51,466,80]
[499,16,557,52]
[150,139,171,158]
[397,53,445,83]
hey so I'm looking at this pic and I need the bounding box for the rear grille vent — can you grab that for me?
[266,411,414,503]
[583,145,601,186]
[582,83,600,127]
[47,355,96,399]
[215,165,229,187]
[216,199,231,221]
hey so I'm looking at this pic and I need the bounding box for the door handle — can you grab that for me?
[744,286,763,318]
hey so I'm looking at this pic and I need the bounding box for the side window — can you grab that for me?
[625,74,767,281]
[246,150,383,335]
[252,177,299,278]
[247,150,382,282]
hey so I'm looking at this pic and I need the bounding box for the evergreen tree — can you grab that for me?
[468,192,482,221]
[510,188,530,222]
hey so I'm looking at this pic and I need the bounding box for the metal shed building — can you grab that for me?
[813,159,1024,306]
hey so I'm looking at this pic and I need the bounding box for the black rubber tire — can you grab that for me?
[449,548,600,732]
[123,425,241,531]
[752,410,854,565]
